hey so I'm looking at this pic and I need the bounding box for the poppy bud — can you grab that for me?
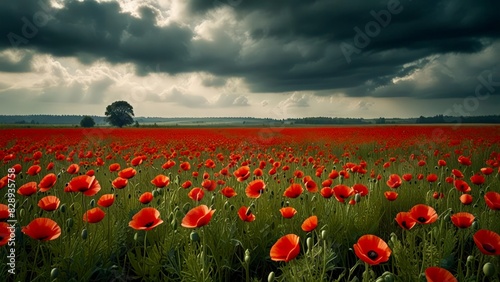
[19,208,25,218]
[244,249,251,264]
[306,237,313,253]
[471,221,478,230]
[152,190,159,197]
[66,218,73,229]
[466,255,474,265]
[81,228,88,240]
[51,268,59,279]
[354,193,361,203]
[60,204,66,213]
[382,272,394,282]
[483,262,496,277]
[89,199,95,207]
[190,231,200,242]
[321,230,327,240]
[134,232,139,241]
[268,271,275,282]
[375,278,384,282]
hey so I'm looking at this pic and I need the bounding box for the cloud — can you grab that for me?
[0,50,33,72]
[278,92,310,109]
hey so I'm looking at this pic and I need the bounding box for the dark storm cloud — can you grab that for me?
[1,0,500,99]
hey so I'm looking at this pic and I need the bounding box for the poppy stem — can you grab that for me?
[30,241,41,281]
[143,231,148,272]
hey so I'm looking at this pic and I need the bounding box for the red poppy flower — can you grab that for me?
[445,176,453,184]
[0,176,7,190]
[473,229,500,255]
[38,196,60,212]
[484,191,500,210]
[418,160,426,167]
[180,162,191,171]
[0,222,11,247]
[384,191,398,201]
[328,170,339,179]
[17,182,37,196]
[233,166,251,182]
[409,204,438,224]
[283,183,304,198]
[27,165,42,176]
[322,179,332,187]
[454,180,471,193]
[293,170,304,178]
[181,205,215,228]
[451,169,464,178]
[426,174,438,183]
[139,192,154,204]
[460,194,473,205]
[352,184,368,196]
[38,173,57,192]
[270,234,300,262]
[480,167,493,175]
[202,172,210,180]
[353,234,391,265]
[333,184,354,203]
[12,164,22,174]
[129,207,163,231]
[220,187,237,198]
[162,160,176,170]
[86,170,95,176]
[0,204,10,221]
[199,179,215,191]
[181,180,192,189]
[83,207,106,223]
[188,187,205,201]
[305,180,318,193]
[470,174,485,186]
[395,212,416,230]
[320,187,334,198]
[151,174,170,188]
[109,163,121,172]
[402,174,413,182]
[450,212,475,229]
[280,207,297,219]
[432,192,444,199]
[458,155,472,166]
[131,156,143,166]
[246,179,265,198]
[118,167,137,179]
[22,218,61,241]
[66,164,80,175]
[112,177,128,189]
[425,266,457,282]
[301,215,318,232]
[97,194,115,208]
[238,206,256,222]
[68,175,101,196]
[253,168,263,177]
[437,159,447,167]
[417,174,424,180]
[46,162,54,171]
[386,174,402,189]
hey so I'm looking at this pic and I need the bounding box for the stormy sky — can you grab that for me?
[0,0,499,118]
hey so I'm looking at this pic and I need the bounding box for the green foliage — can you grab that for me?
[104,101,134,127]
[80,116,95,128]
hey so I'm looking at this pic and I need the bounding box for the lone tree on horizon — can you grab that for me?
[105,101,134,128]
[80,116,95,128]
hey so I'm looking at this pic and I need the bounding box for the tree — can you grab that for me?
[80,116,95,128]
[105,101,134,128]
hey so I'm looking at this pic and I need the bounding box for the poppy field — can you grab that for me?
[1,125,500,281]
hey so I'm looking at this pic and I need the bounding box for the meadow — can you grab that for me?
[0,125,499,281]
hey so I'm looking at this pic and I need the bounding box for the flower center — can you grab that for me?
[417,217,427,223]
[483,243,496,253]
[144,221,154,228]
[367,250,378,260]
